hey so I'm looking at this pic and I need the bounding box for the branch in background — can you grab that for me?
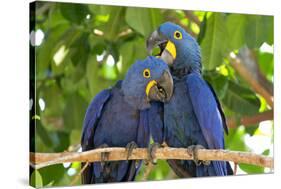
[239,47,273,95]
[184,10,201,26]
[227,110,273,128]
[229,48,274,108]
[70,162,89,185]
[30,147,273,169]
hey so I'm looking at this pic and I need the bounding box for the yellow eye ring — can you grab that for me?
[174,30,182,40]
[143,69,151,78]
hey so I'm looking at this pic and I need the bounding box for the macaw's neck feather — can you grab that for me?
[173,40,202,76]
[118,80,151,111]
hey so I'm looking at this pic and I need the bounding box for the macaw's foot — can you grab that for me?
[161,142,169,148]
[98,144,110,168]
[187,145,210,166]
[125,141,138,160]
[147,143,160,165]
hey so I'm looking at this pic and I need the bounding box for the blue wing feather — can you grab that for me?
[81,89,111,150]
[148,102,165,144]
[137,110,150,147]
[206,81,228,135]
[186,73,227,175]
[81,89,111,184]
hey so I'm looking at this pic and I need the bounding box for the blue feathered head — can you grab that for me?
[147,22,201,74]
[122,56,173,110]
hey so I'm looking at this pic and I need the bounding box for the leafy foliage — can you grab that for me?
[30,2,274,187]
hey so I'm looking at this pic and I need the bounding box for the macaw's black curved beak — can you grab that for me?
[146,70,174,103]
[146,30,167,55]
[146,30,176,66]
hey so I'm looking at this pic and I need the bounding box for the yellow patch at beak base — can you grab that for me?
[165,41,177,59]
[145,80,157,96]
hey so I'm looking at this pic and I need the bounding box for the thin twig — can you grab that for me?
[234,163,238,175]
[70,162,89,186]
[142,162,155,180]
[30,147,273,169]
[229,49,274,108]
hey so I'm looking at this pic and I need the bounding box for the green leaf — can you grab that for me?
[125,8,163,37]
[262,149,270,156]
[63,92,88,130]
[245,125,259,136]
[225,127,248,151]
[101,62,118,80]
[36,121,53,147]
[59,3,90,24]
[70,130,81,145]
[53,131,70,152]
[69,33,90,66]
[91,41,107,55]
[38,164,65,186]
[222,81,261,115]
[88,4,113,15]
[36,24,70,78]
[30,170,43,188]
[226,14,247,50]
[86,56,115,96]
[43,4,69,29]
[201,13,228,70]
[50,28,84,75]
[197,13,207,45]
[147,160,171,180]
[245,15,274,48]
[118,37,147,78]
[226,14,273,50]
[97,6,126,41]
[239,163,264,174]
[203,71,229,99]
[258,52,273,81]
[40,81,65,117]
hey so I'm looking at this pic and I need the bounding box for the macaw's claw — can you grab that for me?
[135,160,141,169]
[148,143,160,165]
[125,141,138,160]
[98,144,110,168]
[187,145,210,166]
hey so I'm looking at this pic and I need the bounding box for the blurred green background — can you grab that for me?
[30,1,274,187]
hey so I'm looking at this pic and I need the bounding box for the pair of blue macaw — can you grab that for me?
[81,22,233,184]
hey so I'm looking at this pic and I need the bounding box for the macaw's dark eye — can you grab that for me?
[174,30,182,40]
[143,69,151,78]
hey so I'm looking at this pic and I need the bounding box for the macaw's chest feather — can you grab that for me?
[163,79,207,147]
[93,88,140,147]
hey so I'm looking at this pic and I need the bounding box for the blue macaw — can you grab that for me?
[81,56,173,183]
[146,22,233,177]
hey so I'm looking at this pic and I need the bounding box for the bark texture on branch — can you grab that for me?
[227,110,273,128]
[30,147,273,169]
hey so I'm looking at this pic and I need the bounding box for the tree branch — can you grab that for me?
[30,147,273,169]
[227,110,273,128]
[229,48,274,108]
[184,10,201,26]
